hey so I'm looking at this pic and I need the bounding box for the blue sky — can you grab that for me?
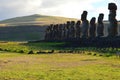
[0,0,119,21]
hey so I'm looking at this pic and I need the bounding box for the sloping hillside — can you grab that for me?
[0,14,77,26]
[0,14,78,41]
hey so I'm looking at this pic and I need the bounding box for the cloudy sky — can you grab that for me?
[0,0,120,20]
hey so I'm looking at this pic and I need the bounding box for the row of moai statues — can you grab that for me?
[45,3,118,41]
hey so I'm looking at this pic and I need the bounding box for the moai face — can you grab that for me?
[71,21,75,26]
[66,21,70,29]
[90,17,96,24]
[98,13,104,23]
[76,20,81,25]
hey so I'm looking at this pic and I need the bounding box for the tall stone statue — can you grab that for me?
[97,13,104,37]
[75,20,81,39]
[65,21,70,39]
[81,11,89,38]
[108,3,118,37]
[69,21,76,39]
[89,17,96,38]
[62,23,66,40]
[66,21,71,39]
[45,24,53,40]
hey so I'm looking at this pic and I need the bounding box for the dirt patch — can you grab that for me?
[81,59,98,61]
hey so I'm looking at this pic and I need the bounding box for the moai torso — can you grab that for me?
[75,20,81,38]
[81,11,89,38]
[89,17,96,38]
[108,3,118,37]
[97,13,104,37]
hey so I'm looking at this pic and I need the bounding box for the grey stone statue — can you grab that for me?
[89,17,96,38]
[108,3,118,37]
[69,21,76,39]
[66,21,71,39]
[97,13,104,37]
[81,11,89,38]
[75,20,81,38]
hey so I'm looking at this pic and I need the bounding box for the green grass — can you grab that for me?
[0,42,119,55]
[0,52,120,80]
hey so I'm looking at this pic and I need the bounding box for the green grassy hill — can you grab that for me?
[0,14,78,41]
[0,14,77,26]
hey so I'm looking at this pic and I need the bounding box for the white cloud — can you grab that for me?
[0,0,119,20]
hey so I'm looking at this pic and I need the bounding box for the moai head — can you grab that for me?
[71,21,75,26]
[81,11,88,21]
[59,24,63,30]
[90,17,96,24]
[76,20,81,25]
[66,21,70,29]
[98,13,104,23]
[108,3,117,22]
[108,3,117,10]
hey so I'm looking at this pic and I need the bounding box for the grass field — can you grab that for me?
[0,42,120,80]
[0,52,120,80]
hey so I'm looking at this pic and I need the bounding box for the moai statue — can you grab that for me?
[45,26,50,40]
[51,25,56,40]
[61,23,66,40]
[75,20,81,39]
[89,17,96,38]
[69,21,76,39]
[46,24,53,40]
[55,24,59,40]
[58,24,63,40]
[108,3,118,37]
[66,21,71,39]
[97,13,104,37]
[81,11,89,38]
